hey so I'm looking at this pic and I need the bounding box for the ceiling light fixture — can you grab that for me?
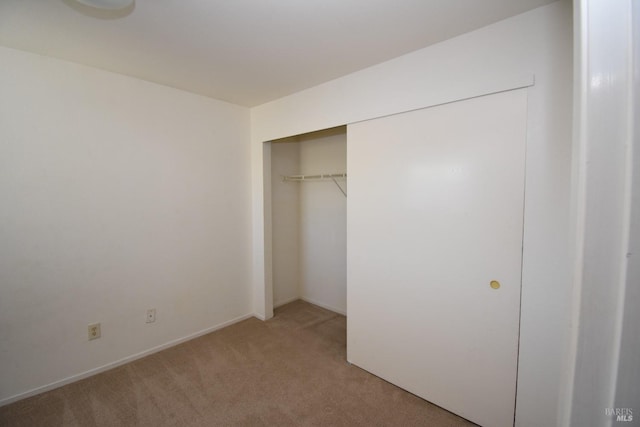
[75,0,134,10]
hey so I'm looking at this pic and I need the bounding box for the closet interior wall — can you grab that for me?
[270,127,347,314]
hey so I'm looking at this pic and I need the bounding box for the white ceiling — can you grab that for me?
[0,0,555,107]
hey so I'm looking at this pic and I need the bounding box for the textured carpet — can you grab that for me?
[0,300,475,426]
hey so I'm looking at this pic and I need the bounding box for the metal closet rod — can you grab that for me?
[282,173,347,182]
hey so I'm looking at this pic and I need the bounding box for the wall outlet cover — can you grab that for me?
[88,323,101,340]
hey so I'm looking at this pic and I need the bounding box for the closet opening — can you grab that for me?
[268,126,347,317]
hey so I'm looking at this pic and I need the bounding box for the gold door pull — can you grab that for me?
[490,280,501,290]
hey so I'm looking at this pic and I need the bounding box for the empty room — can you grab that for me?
[0,0,637,426]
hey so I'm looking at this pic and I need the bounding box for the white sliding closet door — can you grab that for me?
[347,89,527,427]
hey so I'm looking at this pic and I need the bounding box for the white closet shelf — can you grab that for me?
[282,173,347,197]
[282,173,346,182]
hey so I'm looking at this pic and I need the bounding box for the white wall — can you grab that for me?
[270,141,300,307]
[270,129,347,314]
[0,46,253,405]
[298,129,347,314]
[251,2,572,426]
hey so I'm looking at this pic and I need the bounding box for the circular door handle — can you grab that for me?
[490,280,501,290]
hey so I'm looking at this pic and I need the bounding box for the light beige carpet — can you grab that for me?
[0,300,475,426]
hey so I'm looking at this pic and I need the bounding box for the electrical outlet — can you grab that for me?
[88,323,101,340]
[146,308,156,323]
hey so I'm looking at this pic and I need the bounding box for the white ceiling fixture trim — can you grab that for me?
[75,0,133,10]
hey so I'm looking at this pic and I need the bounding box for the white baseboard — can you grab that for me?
[300,297,346,316]
[253,313,267,321]
[0,312,255,407]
